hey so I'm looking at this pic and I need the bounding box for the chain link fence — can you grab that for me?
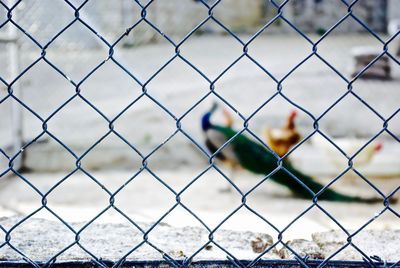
[0,0,399,267]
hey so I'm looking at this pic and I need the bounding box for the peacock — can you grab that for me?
[202,103,385,203]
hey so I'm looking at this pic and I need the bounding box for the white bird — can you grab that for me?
[311,135,383,169]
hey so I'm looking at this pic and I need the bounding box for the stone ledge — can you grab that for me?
[0,260,395,268]
[0,217,399,264]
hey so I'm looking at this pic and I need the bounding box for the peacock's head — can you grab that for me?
[201,102,218,131]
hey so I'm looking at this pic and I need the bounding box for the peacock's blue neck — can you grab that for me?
[201,112,212,131]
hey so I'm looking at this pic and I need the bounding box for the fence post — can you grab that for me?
[8,1,23,171]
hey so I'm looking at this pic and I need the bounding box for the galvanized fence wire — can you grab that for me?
[0,0,399,267]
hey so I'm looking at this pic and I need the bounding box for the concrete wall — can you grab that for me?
[9,0,264,49]
[282,0,388,34]
[121,0,265,45]
[388,0,400,22]
[6,0,391,50]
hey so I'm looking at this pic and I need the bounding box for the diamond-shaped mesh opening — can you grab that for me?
[142,0,210,44]
[143,206,212,260]
[208,0,264,36]
[281,56,349,116]
[79,60,143,119]
[79,133,143,172]
[145,131,210,172]
[43,22,110,80]
[0,24,42,79]
[214,57,277,117]
[112,22,177,81]
[78,0,143,44]
[43,170,111,228]
[12,0,74,46]
[76,210,145,262]
[0,0,399,267]
[211,208,281,259]
[112,169,177,229]
[351,77,400,119]
[145,58,210,117]
[245,178,314,230]
[112,96,177,155]
[178,169,242,228]
[0,173,43,217]
[12,60,76,118]
[247,20,313,80]
[45,97,110,155]
[178,19,244,79]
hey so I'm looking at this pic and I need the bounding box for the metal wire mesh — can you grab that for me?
[0,0,399,267]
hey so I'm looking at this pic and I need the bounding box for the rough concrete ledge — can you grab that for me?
[0,260,398,268]
[0,217,399,266]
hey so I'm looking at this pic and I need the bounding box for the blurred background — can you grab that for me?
[0,0,399,254]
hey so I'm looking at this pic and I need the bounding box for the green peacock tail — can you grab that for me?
[277,161,382,203]
[211,125,384,203]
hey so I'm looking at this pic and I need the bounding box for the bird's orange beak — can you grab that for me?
[374,142,383,152]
